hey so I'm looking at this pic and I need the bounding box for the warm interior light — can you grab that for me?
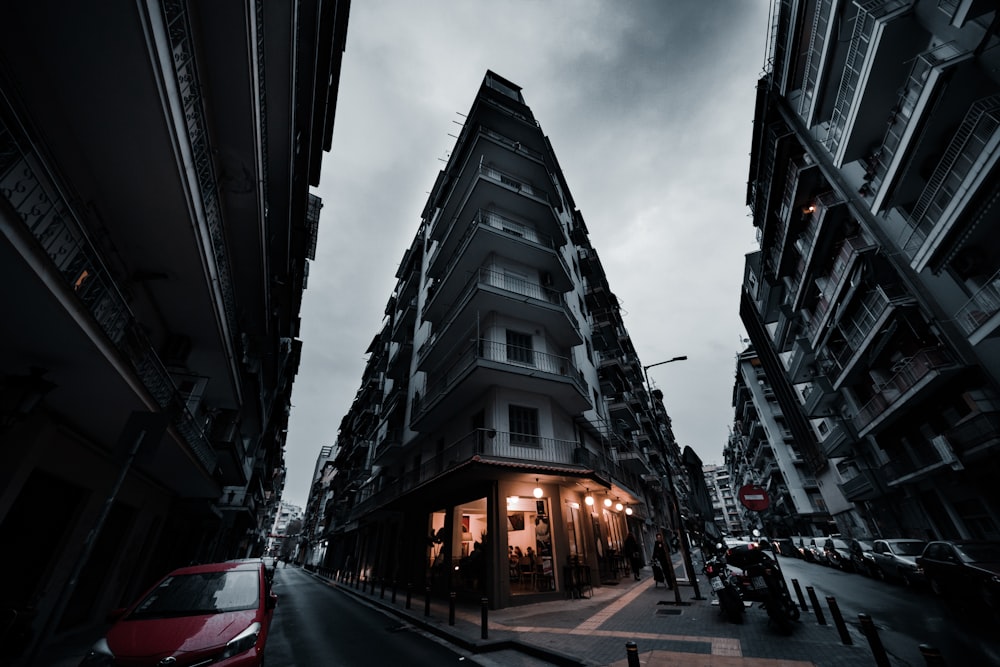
[507,495,519,507]
[603,498,612,508]
[625,506,633,515]
[615,502,623,511]
[533,478,543,499]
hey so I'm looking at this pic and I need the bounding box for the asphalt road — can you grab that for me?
[773,554,1000,666]
[264,566,482,666]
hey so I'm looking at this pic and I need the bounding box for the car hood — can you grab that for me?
[108,610,258,657]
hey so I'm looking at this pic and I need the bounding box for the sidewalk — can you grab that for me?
[315,568,903,667]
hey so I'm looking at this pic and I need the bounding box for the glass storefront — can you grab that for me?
[506,495,555,595]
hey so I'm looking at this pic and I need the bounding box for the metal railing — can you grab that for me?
[954,266,1000,334]
[900,95,1000,257]
[415,338,584,420]
[0,111,217,474]
[854,347,952,430]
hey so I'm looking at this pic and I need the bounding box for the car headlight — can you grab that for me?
[221,621,261,659]
[80,637,115,666]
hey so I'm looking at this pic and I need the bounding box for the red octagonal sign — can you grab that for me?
[738,484,770,512]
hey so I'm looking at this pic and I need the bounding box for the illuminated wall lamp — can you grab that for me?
[625,506,633,516]
[533,478,543,499]
[603,498,612,508]
[615,502,623,512]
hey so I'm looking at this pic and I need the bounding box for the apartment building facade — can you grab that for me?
[316,71,690,608]
[726,347,842,536]
[704,463,745,536]
[0,0,349,655]
[741,0,1000,541]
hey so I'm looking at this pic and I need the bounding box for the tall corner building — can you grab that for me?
[317,71,689,607]
[0,0,350,653]
[741,0,1000,541]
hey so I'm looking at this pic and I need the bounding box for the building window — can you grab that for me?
[506,330,534,365]
[509,405,539,446]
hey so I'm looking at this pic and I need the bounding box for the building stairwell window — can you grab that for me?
[509,405,540,446]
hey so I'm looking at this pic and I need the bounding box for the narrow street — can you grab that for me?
[264,566,479,666]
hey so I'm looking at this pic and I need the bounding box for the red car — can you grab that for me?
[80,559,276,666]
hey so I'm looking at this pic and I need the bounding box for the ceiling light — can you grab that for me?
[533,478,543,499]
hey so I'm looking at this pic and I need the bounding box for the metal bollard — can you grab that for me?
[380,577,386,599]
[858,613,891,667]
[392,579,397,604]
[406,583,412,609]
[424,586,431,617]
[825,596,852,645]
[806,586,825,625]
[792,578,809,611]
[481,597,489,639]
[362,576,368,594]
[625,641,640,667]
[449,591,456,626]
[919,644,947,666]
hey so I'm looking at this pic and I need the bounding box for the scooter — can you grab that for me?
[725,539,800,634]
[703,545,744,623]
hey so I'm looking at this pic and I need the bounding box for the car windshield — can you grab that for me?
[891,541,926,556]
[955,543,1000,563]
[130,570,259,619]
[855,541,873,550]
[832,539,849,549]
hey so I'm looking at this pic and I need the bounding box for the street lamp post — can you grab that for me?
[642,355,704,601]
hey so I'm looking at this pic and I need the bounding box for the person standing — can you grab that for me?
[652,532,673,590]
[624,531,642,580]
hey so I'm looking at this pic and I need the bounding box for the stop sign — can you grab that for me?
[738,484,770,512]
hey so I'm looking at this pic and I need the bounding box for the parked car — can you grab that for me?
[823,538,854,571]
[849,538,878,576]
[791,536,813,561]
[771,537,799,558]
[80,559,277,667]
[807,538,829,565]
[872,539,927,585]
[917,540,1000,615]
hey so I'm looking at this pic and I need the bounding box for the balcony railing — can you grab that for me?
[797,0,834,119]
[826,0,912,157]
[945,411,1000,457]
[954,266,1000,335]
[352,429,584,514]
[867,42,967,198]
[901,94,1000,258]
[853,347,953,430]
[480,164,549,203]
[415,338,584,419]
[0,113,218,475]
[480,126,546,161]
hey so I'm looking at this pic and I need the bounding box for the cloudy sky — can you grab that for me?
[282,1,772,509]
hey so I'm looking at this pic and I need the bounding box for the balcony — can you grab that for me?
[352,429,587,514]
[418,268,582,370]
[954,266,1000,344]
[838,467,886,501]
[430,162,557,244]
[869,42,972,210]
[786,335,815,383]
[854,347,957,436]
[900,94,1000,269]
[825,284,914,384]
[945,411,1000,462]
[882,436,962,486]
[791,191,848,310]
[411,338,589,431]
[825,0,916,166]
[802,373,837,418]
[807,236,878,345]
[820,418,856,459]
[390,297,417,343]
[0,119,218,478]
[385,340,413,381]
[794,0,835,123]
[426,208,571,284]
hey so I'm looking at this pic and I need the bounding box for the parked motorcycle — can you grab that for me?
[725,541,800,634]
[703,545,744,623]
